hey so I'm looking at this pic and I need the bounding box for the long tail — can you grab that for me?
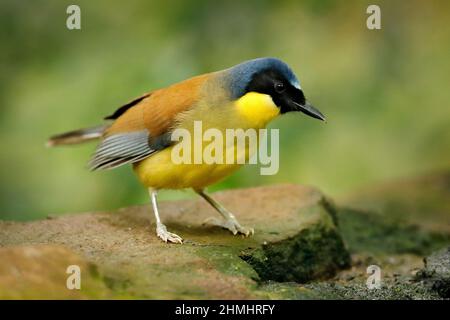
[47,125,109,147]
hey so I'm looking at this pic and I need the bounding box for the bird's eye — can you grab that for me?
[274,82,285,93]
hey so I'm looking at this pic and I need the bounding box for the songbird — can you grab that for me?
[48,57,325,244]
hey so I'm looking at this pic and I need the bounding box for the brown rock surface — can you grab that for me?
[0,184,349,299]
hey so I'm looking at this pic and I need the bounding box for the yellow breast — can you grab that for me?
[234,92,280,127]
[133,92,280,190]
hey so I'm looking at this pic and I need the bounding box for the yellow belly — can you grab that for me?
[134,147,243,190]
[133,92,280,190]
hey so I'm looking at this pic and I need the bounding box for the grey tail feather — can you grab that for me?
[47,125,109,147]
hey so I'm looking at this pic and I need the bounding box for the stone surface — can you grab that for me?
[0,245,110,299]
[320,171,450,300]
[416,246,450,298]
[1,173,449,300]
[0,184,350,299]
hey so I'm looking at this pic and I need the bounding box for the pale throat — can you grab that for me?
[234,92,280,128]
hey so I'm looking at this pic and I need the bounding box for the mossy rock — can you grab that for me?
[240,206,349,283]
[337,208,450,256]
[0,184,350,299]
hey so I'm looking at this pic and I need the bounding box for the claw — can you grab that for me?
[156,223,183,244]
[203,217,254,237]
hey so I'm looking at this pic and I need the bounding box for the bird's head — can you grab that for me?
[225,57,325,121]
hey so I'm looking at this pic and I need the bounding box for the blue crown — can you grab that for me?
[226,57,300,99]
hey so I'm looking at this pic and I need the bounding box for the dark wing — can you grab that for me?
[104,93,151,120]
[89,130,154,170]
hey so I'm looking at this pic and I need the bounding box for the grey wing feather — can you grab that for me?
[89,131,154,171]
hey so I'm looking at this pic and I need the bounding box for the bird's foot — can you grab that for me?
[156,223,183,244]
[203,217,254,237]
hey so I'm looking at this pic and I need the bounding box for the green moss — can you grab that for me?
[254,281,342,300]
[195,246,260,280]
[338,208,450,255]
[320,196,340,227]
[240,223,350,283]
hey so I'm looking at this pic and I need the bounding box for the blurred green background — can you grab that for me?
[1,0,449,220]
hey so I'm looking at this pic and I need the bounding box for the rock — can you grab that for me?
[320,171,450,300]
[0,245,110,299]
[337,170,450,256]
[240,208,350,282]
[0,184,350,299]
[416,246,450,298]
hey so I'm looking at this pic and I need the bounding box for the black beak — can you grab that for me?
[293,100,326,121]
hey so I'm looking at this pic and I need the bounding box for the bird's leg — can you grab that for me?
[149,189,183,244]
[195,189,254,237]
